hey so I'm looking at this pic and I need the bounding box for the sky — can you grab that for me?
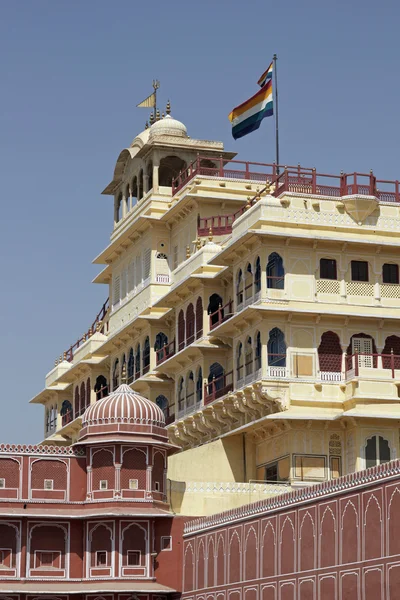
[0,0,399,443]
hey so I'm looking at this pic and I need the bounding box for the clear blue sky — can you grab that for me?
[0,0,399,443]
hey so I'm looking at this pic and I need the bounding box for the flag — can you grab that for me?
[258,61,273,87]
[137,92,156,108]
[228,79,273,140]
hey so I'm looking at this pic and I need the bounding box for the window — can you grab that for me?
[320,258,337,280]
[263,456,290,482]
[39,552,54,567]
[365,435,391,469]
[0,549,10,566]
[96,551,107,567]
[44,479,54,490]
[154,481,160,492]
[100,480,108,490]
[161,536,172,551]
[127,550,140,566]
[173,246,178,270]
[129,479,138,490]
[383,263,399,284]
[293,455,326,481]
[0,479,5,489]
[351,260,368,282]
[113,274,121,307]
[267,252,284,289]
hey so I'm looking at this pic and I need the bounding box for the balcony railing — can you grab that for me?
[64,298,109,362]
[209,300,234,330]
[156,340,176,365]
[61,411,73,427]
[191,163,400,237]
[204,371,234,404]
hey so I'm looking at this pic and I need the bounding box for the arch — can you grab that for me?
[112,358,120,390]
[120,448,147,491]
[138,169,143,200]
[0,522,19,570]
[186,303,195,345]
[89,522,112,569]
[268,327,286,366]
[159,156,187,187]
[299,511,315,571]
[121,522,147,570]
[0,457,20,489]
[267,252,284,289]
[244,263,253,300]
[207,537,215,588]
[388,487,400,555]
[177,377,184,413]
[116,193,123,222]
[254,256,261,293]
[245,336,253,376]
[228,530,241,583]
[186,371,194,408]
[196,296,203,338]
[255,331,262,370]
[364,494,383,560]
[135,344,141,378]
[147,161,153,191]
[341,500,359,564]
[31,458,68,491]
[92,448,114,491]
[208,362,225,397]
[95,376,108,401]
[382,334,400,369]
[178,309,185,351]
[319,506,336,567]
[61,400,73,426]
[236,342,243,382]
[208,293,223,326]
[365,434,391,468]
[153,451,166,492]
[197,539,206,589]
[216,534,225,586]
[131,176,138,207]
[74,386,80,419]
[318,331,342,373]
[29,523,67,572]
[347,333,377,368]
[279,516,295,574]
[244,526,257,580]
[196,367,203,404]
[156,395,169,421]
[236,269,244,305]
[86,378,91,409]
[261,521,276,577]
[183,543,194,592]
[142,337,150,374]
[80,382,86,415]
[127,348,134,383]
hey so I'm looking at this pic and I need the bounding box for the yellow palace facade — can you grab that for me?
[32,109,400,515]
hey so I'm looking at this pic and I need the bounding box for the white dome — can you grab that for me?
[149,114,188,140]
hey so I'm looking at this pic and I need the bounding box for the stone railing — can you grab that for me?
[184,481,289,495]
[184,458,400,534]
[0,444,85,456]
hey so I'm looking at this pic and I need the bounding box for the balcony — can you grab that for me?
[204,371,234,404]
[156,340,176,366]
[177,393,203,419]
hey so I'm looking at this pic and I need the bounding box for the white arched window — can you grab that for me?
[365,435,391,469]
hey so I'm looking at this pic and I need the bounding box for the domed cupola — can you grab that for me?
[79,380,171,445]
[148,113,188,141]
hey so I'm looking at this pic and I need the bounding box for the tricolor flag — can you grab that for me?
[228,78,273,140]
[257,61,273,87]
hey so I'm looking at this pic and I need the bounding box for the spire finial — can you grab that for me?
[166,100,171,115]
[145,121,149,129]
[156,109,160,121]
[121,362,127,384]
[149,113,155,125]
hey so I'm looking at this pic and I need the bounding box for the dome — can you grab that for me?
[79,383,168,443]
[148,114,188,140]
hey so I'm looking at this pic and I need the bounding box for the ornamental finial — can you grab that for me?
[121,362,127,384]
[149,113,155,125]
[166,100,171,115]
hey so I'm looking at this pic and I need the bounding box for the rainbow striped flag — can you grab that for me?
[228,78,273,140]
[258,61,273,87]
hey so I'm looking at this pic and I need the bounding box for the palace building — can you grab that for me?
[2,107,400,600]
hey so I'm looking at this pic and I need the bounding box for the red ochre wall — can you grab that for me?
[182,468,400,600]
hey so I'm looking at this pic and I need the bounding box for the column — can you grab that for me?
[113,196,119,228]
[114,463,122,497]
[153,163,159,193]
[146,465,153,499]
[86,466,92,499]
[143,174,149,195]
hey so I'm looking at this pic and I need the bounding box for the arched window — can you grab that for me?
[268,328,286,367]
[186,371,195,408]
[318,331,342,375]
[156,395,169,420]
[46,408,50,433]
[113,358,120,390]
[178,310,185,351]
[135,344,141,379]
[143,337,150,374]
[80,382,86,415]
[255,331,262,370]
[365,435,391,469]
[124,186,129,215]
[127,348,134,383]
[86,377,91,409]
[147,161,153,191]
[382,335,400,370]
[267,253,284,289]
[138,169,144,200]
[347,333,377,369]
[244,263,253,301]
[131,177,138,207]
[236,269,244,305]
[177,377,184,413]
[95,375,108,400]
[74,386,80,419]
[254,257,261,293]
[196,368,203,404]
[196,297,203,338]
[159,156,187,187]
[236,342,243,382]
[154,333,168,352]
[61,400,73,426]
[208,363,224,394]
[116,193,122,222]
[208,293,223,327]
[186,304,195,345]
[245,336,253,376]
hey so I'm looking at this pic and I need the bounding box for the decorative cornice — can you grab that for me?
[0,444,85,457]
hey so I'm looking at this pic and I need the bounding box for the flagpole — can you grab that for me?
[153,79,160,116]
[273,54,280,174]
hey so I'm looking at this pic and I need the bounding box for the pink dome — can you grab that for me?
[83,384,165,427]
[79,384,168,443]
